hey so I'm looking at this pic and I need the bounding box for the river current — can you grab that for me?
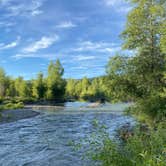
[0,102,134,166]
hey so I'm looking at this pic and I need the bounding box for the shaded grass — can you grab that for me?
[0,99,24,112]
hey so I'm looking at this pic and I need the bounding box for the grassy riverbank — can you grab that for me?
[88,109,166,166]
[0,98,24,111]
[0,98,40,124]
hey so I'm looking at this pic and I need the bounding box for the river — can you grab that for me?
[0,102,134,166]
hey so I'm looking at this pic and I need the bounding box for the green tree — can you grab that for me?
[32,72,46,99]
[106,0,166,120]
[6,77,16,97]
[107,0,166,100]
[46,59,66,101]
[121,0,166,97]
[106,55,134,101]
[0,68,7,97]
[14,77,29,98]
[66,79,78,99]
[80,77,90,100]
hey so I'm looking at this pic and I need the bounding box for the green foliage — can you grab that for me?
[0,59,66,102]
[125,96,166,125]
[14,77,30,98]
[65,79,78,99]
[89,0,166,166]
[106,55,134,101]
[46,60,66,101]
[122,0,166,50]
[0,68,7,97]
[32,72,46,99]
[82,122,166,166]
[106,0,166,105]
[160,20,166,53]
[65,76,110,102]
[0,101,24,110]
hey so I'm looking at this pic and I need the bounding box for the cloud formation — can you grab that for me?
[0,36,20,50]
[22,35,59,53]
[13,53,57,59]
[73,55,96,61]
[56,21,77,29]
[72,41,120,54]
[0,0,133,79]
[1,0,44,17]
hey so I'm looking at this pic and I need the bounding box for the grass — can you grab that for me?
[0,100,24,111]
[84,121,166,166]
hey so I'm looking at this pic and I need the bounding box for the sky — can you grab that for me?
[0,0,132,79]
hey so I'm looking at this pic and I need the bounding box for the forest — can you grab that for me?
[0,62,110,103]
[0,58,130,105]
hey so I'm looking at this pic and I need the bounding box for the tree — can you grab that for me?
[0,68,7,97]
[89,77,107,102]
[46,59,66,101]
[106,0,166,119]
[119,0,166,99]
[80,77,90,99]
[32,72,46,99]
[14,77,29,98]
[106,55,135,101]
[6,77,16,97]
[66,79,78,99]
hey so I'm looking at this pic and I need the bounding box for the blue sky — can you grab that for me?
[0,0,132,79]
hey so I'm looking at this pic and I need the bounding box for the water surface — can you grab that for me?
[0,102,134,166]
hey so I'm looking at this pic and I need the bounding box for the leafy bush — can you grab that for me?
[14,102,24,109]
[137,96,166,121]
[0,101,24,110]
[123,95,166,125]
[89,123,166,166]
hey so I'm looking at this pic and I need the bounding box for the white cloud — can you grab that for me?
[0,21,15,27]
[31,10,43,16]
[13,54,38,59]
[56,21,77,29]
[12,53,58,60]
[22,35,59,53]
[0,36,20,50]
[73,55,96,61]
[104,0,128,6]
[72,41,120,53]
[1,0,44,17]
[70,66,88,70]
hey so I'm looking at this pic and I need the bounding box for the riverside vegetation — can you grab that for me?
[82,0,166,166]
[0,60,121,110]
[0,0,166,165]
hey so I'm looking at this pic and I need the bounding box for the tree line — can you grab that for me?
[0,60,66,102]
[0,60,111,103]
[0,60,127,103]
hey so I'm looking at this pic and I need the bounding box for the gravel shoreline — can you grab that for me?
[0,109,40,124]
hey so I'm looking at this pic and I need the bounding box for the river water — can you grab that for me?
[0,102,134,166]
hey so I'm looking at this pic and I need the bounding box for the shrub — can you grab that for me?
[0,101,24,111]
[137,96,166,121]
[89,123,166,166]
[15,102,24,109]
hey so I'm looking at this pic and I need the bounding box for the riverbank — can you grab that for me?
[0,109,40,124]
